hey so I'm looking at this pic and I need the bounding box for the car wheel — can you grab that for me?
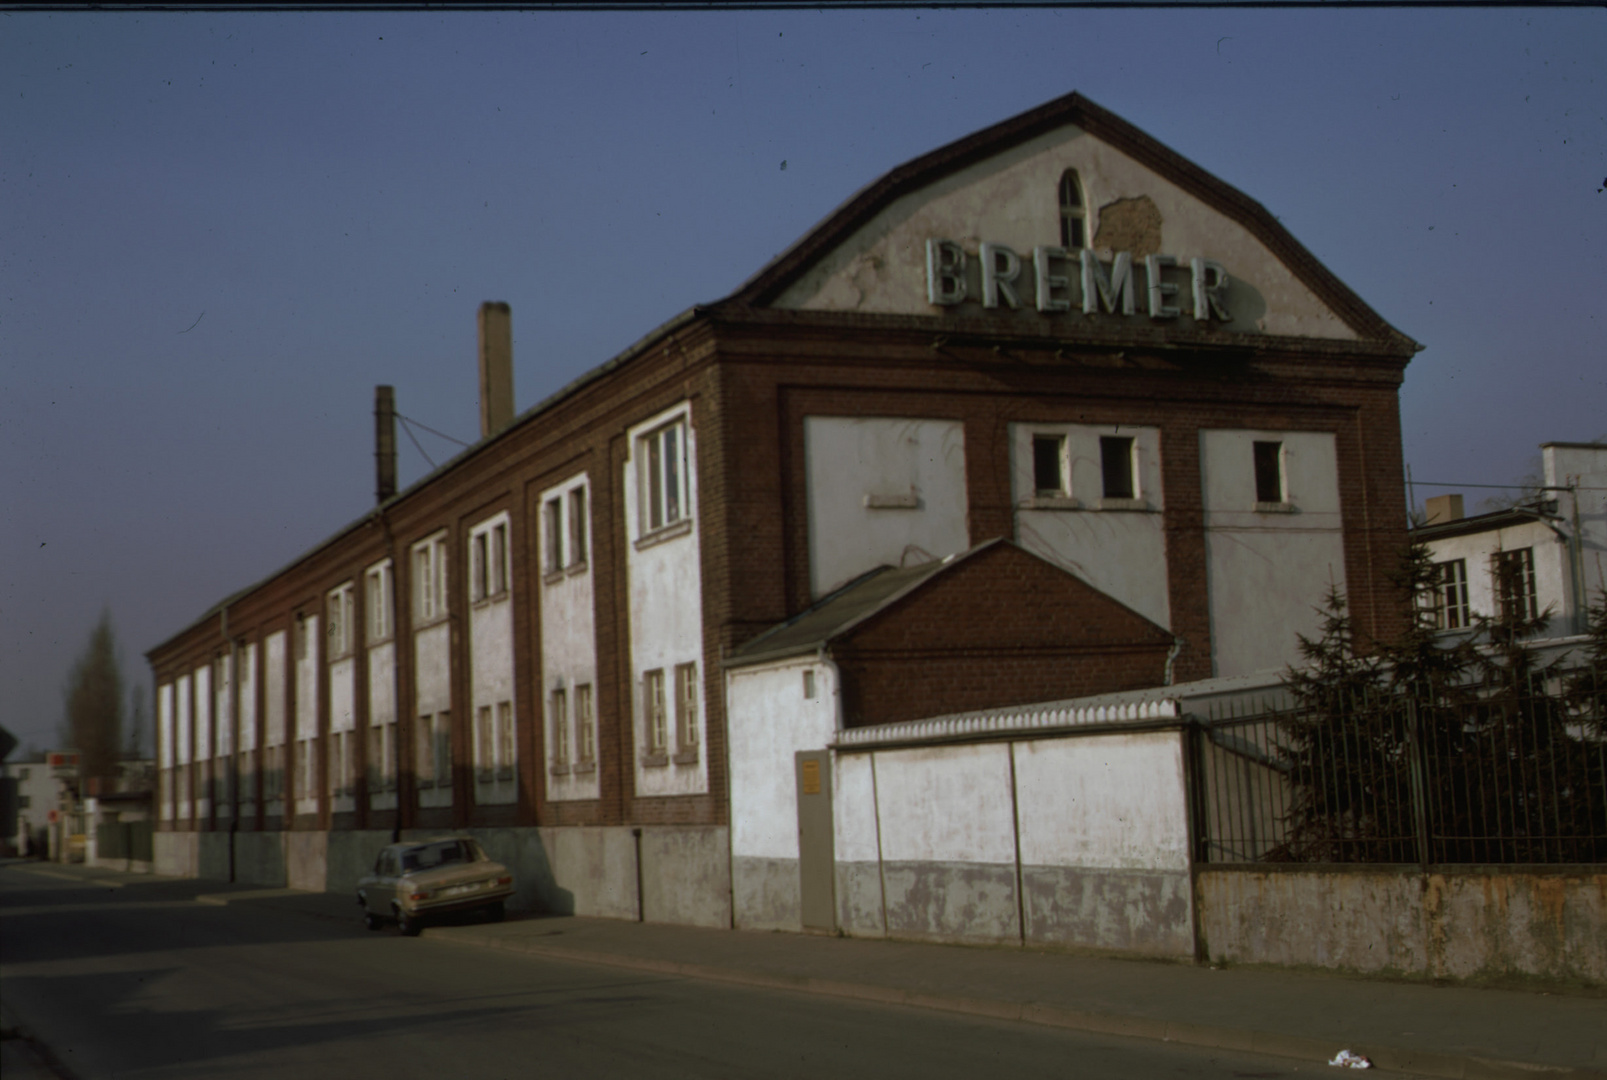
[485,900,505,923]
[396,909,422,937]
[363,911,383,932]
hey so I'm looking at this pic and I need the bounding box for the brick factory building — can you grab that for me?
[148,91,1419,931]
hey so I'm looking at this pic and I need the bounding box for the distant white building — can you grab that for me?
[3,753,75,858]
[1415,442,1607,637]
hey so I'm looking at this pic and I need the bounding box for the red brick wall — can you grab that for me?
[828,542,1174,727]
[148,306,1411,835]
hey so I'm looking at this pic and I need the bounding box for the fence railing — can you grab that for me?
[1193,663,1607,866]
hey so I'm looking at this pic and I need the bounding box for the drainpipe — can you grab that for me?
[632,827,645,922]
[1164,637,1186,686]
[1567,480,1587,635]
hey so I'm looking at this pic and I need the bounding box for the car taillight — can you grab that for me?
[497,875,512,886]
[409,891,430,901]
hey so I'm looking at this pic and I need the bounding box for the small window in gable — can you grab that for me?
[1059,170,1086,250]
[1032,434,1066,496]
[1253,441,1285,505]
[1100,436,1136,500]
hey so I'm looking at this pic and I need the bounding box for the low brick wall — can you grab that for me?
[1198,867,1607,986]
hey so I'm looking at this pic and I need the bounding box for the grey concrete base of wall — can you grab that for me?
[285,831,328,893]
[197,832,231,881]
[1199,868,1607,986]
[534,826,639,920]
[733,855,800,931]
[326,831,394,896]
[233,831,287,887]
[154,830,198,878]
[836,861,887,937]
[882,860,1020,945]
[640,826,731,929]
[1024,866,1193,958]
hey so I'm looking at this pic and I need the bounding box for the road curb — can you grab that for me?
[429,929,1605,1080]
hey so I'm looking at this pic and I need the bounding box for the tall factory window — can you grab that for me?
[412,532,449,623]
[639,419,689,535]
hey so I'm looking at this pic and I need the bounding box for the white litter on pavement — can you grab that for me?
[1328,1049,1372,1069]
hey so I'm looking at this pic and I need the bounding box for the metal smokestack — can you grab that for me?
[375,385,396,503]
[478,301,514,439]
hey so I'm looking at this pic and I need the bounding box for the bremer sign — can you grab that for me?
[926,239,1232,323]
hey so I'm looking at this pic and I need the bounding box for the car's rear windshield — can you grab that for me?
[400,839,482,872]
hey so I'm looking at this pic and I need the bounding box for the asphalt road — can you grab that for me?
[3,862,1332,1080]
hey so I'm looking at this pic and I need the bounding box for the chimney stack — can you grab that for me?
[1423,493,1464,525]
[375,384,396,503]
[478,301,514,439]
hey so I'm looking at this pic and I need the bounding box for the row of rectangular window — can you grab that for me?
[548,684,597,774]
[1430,548,1538,630]
[1031,434,1289,505]
[641,663,699,766]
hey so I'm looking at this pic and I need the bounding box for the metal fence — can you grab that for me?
[95,819,154,863]
[1193,663,1607,866]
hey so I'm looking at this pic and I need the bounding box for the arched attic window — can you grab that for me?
[1059,170,1086,249]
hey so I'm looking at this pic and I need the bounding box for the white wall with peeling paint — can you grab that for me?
[469,511,517,807]
[540,474,601,803]
[773,123,1355,341]
[728,658,839,863]
[873,743,1017,866]
[805,416,970,598]
[1011,421,1170,629]
[624,403,708,798]
[1201,429,1345,677]
[1013,732,1188,871]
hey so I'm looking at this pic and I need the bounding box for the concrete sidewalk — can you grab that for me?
[17,865,1607,1080]
[423,914,1606,1080]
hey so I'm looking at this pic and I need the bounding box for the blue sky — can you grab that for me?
[2,8,1603,754]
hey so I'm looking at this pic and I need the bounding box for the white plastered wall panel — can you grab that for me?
[726,658,839,931]
[294,614,320,816]
[329,654,356,813]
[773,123,1355,341]
[194,663,212,818]
[871,742,1021,943]
[1545,444,1607,617]
[175,672,192,818]
[367,641,397,811]
[804,417,970,598]
[214,655,232,819]
[624,403,708,799]
[264,630,287,817]
[215,655,233,757]
[539,473,600,803]
[194,663,212,763]
[873,743,1016,866]
[469,510,517,806]
[1201,429,1345,677]
[238,643,257,815]
[238,644,257,753]
[158,682,174,819]
[1013,732,1189,871]
[1011,422,1170,628]
[831,742,886,936]
[264,632,287,748]
[728,659,839,863]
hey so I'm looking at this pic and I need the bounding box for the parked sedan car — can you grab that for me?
[357,836,514,936]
